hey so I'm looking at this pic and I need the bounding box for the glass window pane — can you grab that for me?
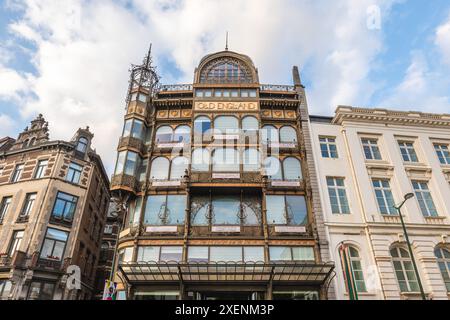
[143,195,167,225]
[192,148,210,172]
[210,247,242,262]
[166,195,186,225]
[160,246,183,262]
[170,156,188,180]
[155,126,173,143]
[188,247,209,262]
[214,116,238,134]
[213,148,239,172]
[150,157,170,180]
[194,116,211,134]
[261,125,279,143]
[283,157,302,180]
[286,196,308,225]
[173,125,190,143]
[244,247,264,262]
[242,116,258,131]
[292,247,315,261]
[212,195,240,225]
[243,148,260,171]
[191,196,210,226]
[242,194,261,225]
[280,126,297,142]
[263,156,282,179]
[266,195,286,224]
[269,247,292,261]
[137,246,159,262]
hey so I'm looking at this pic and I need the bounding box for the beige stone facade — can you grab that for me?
[310,107,450,300]
[0,115,110,300]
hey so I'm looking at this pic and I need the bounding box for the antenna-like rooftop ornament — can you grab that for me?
[225,31,229,51]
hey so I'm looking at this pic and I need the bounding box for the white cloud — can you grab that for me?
[0,113,17,138]
[0,65,29,99]
[5,0,402,173]
[379,52,450,113]
[435,13,450,66]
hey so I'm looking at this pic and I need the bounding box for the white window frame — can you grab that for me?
[398,141,418,162]
[361,138,382,160]
[319,137,338,158]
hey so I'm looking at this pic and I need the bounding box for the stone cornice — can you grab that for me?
[332,106,450,128]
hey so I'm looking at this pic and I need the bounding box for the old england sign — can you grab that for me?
[194,101,259,112]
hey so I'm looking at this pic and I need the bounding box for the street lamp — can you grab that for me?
[393,193,426,300]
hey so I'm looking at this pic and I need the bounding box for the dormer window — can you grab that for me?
[76,137,88,153]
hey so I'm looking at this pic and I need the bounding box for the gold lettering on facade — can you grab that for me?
[194,101,259,111]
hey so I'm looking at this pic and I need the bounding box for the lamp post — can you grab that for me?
[393,193,426,300]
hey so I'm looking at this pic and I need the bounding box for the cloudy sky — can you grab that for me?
[0,0,450,174]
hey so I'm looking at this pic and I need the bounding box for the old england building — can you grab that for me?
[110,48,334,300]
[311,107,450,300]
[0,115,110,300]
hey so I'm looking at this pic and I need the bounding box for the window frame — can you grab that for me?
[39,227,69,262]
[434,246,450,292]
[19,193,37,218]
[66,162,83,184]
[412,180,438,217]
[11,164,24,183]
[372,179,397,215]
[390,246,420,293]
[34,159,48,179]
[0,196,12,222]
[434,143,450,165]
[51,191,78,222]
[326,177,350,214]
[361,138,382,160]
[8,230,24,257]
[398,141,418,163]
[319,136,338,159]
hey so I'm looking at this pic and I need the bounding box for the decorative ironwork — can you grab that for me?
[199,57,254,84]
[260,84,296,92]
[159,84,193,91]
[126,44,160,104]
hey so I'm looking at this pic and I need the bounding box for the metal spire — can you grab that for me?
[225,31,228,51]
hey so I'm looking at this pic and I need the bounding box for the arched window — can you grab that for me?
[191,148,210,172]
[283,157,302,180]
[347,246,367,293]
[200,59,252,84]
[261,125,279,144]
[280,126,297,143]
[214,116,238,134]
[149,157,170,180]
[243,148,260,172]
[434,246,450,292]
[170,156,189,180]
[22,139,29,149]
[29,137,36,147]
[242,116,258,132]
[390,246,420,292]
[263,156,282,180]
[76,137,88,153]
[173,125,190,143]
[155,126,173,143]
[194,116,211,135]
[213,148,239,172]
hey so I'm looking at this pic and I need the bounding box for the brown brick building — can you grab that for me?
[110,47,334,300]
[0,114,110,300]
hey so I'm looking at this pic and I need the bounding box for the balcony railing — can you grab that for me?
[190,172,262,184]
[118,136,146,154]
[111,174,139,192]
[260,84,296,92]
[159,84,193,92]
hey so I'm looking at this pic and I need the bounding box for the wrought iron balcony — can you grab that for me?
[118,136,146,154]
[111,174,139,193]
[260,84,296,92]
[266,179,305,190]
[190,172,262,184]
[159,84,193,92]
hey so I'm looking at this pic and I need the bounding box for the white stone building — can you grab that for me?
[310,106,450,300]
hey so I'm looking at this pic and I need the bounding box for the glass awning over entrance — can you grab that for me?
[118,261,334,285]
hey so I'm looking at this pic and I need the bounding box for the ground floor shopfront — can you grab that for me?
[116,261,334,300]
